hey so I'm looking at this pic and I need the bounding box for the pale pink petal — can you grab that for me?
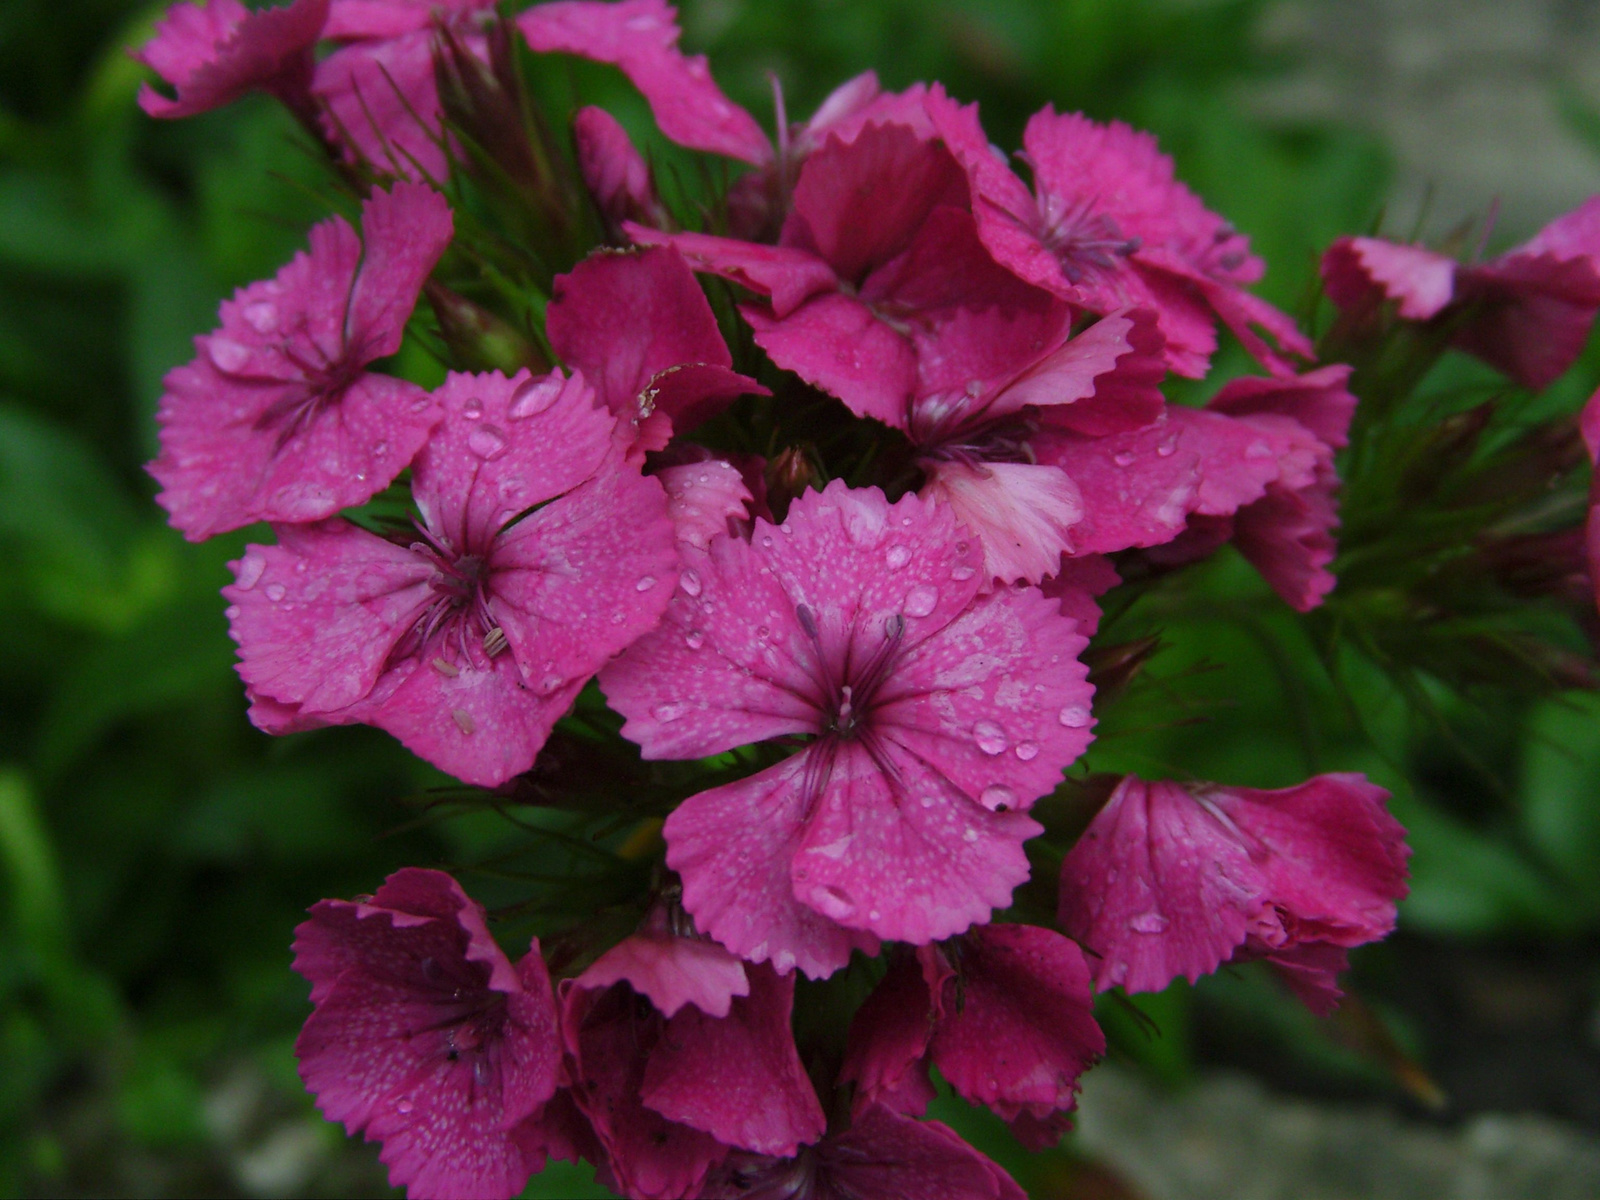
[929,924,1103,1126]
[640,965,826,1157]
[1321,236,1458,320]
[576,931,749,1019]
[918,460,1084,586]
[135,0,327,118]
[663,757,881,978]
[517,0,770,164]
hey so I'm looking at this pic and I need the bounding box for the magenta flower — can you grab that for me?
[842,923,1104,1149]
[314,0,495,180]
[573,106,669,234]
[1583,387,1600,613]
[150,183,453,540]
[699,1103,1027,1200]
[1058,773,1410,1012]
[225,368,679,786]
[636,120,1053,427]
[561,956,826,1198]
[292,869,563,1200]
[519,0,770,165]
[950,104,1311,378]
[546,246,767,446]
[600,482,1096,978]
[1323,197,1600,388]
[134,0,328,121]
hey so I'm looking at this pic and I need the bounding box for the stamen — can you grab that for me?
[482,627,508,657]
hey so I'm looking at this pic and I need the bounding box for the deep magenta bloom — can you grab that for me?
[1057,773,1410,1012]
[699,1103,1027,1200]
[600,482,1096,978]
[841,923,1103,1149]
[1584,387,1600,612]
[561,956,826,1198]
[519,0,770,165]
[134,0,327,120]
[292,869,562,1200]
[635,120,1053,428]
[225,368,678,786]
[314,0,495,180]
[150,183,453,540]
[574,106,669,233]
[950,104,1311,378]
[1323,197,1600,388]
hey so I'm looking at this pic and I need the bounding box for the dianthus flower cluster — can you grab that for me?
[132,0,1600,1194]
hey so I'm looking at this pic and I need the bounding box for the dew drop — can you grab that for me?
[1156,435,1178,458]
[508,375,564,419]
[462,396,484,420]
[636,575,656,592]
[1245,441,1272,459]
[1109,961,1129,985]
[919,795,936,808]
[808,886,856,921]
[538,674,563,695]
[885,545,911,570]
[207,337,253,373]
[962,827,979,843]
[757,625,770,639]
[903,585,938,618]
[1130,911,1169,934]
[451,709,476,735]
[653,701,690,722]
[235,553,265,590]
[869,909,881,921]
[973,720,1007,755]
[761,536,774,548]
[1112,450,1137,468]
[950,564,976,582]
[685,630,705,650]
[979,785,1016,812]
[373,440,390,458]
[680,569,703,597]
[264,583,287,602]
[397,1100,414,1115]
[1058,705,1092,728]
[241,300,278,332]
[1014,741,1039,761]
[467,424,508,460]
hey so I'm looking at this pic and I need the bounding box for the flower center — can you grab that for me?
[1036,190,1140,283]
[386,527,510,672]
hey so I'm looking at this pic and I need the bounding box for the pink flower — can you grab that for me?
[953,104,1311,378]
[561,954,826,1198]
[546,246,767,447]
[1323,197,1600,388]
[599,481,1096,977]
[314,0,495,181]
[841,923,1104,1148]
[638,120,1054,427]
[134,0,328,121]
[1583,387,1600,612]
[150,183,453,540]
[574,106,669,234]
[699,1103,1027,1200]
[225,368,678,786]
[292,869,563,1200]
[518,0,770,165]
[1057,773,1410,1012]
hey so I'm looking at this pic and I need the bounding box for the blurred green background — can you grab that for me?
[4,0,1600,1196]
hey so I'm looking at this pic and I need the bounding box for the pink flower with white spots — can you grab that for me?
[600,481,1097,978]
[842,923,1104,1148]
[150,183,453,540]
[1058,773,1410,1012]
[134,0,328,121]
[292,869,563,1200]
[225,368,678,786]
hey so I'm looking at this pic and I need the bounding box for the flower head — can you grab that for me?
[135,0,328,120]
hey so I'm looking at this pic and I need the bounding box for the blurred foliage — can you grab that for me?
[4,0,1600,1196]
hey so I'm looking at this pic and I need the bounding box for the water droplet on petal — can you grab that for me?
[885,545,911,570]
[680,569,703,597]
[396,1100,414,1115]
[808,886,856,921]
[653,701,690,722]
[1058,705,1092,728]
[505,377,561,421]
[973,720,1007,755]
[761,535,774,548]
[1130,911,1169,934]
[1112,450,1137,467]
[467,424,508,460]
[979,785,1016,812]
[235,553,265,590]
[373,440,390,458]
[1156,435,1178,457]
[1109,961,1129,985]
[950,564,976,581]
[538,674,562,694]
[1246,441,1272,459]
[919,795,936,808]
[962,827,979,843]
[685,630,705,649]
[264,583,287,602]
[462,396,484,419]
[903,585,938,618]
[207,337,253,373]
[1014,741,1039,761]
[636,576,656,592]
[241,300,277,332]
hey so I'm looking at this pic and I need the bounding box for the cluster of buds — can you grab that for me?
[131,0,1600,1195]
